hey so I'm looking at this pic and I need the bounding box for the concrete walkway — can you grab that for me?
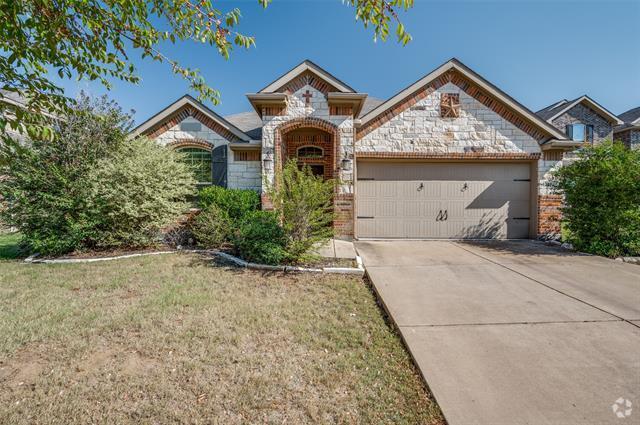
[356,240,640,425]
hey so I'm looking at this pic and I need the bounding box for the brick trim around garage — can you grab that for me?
[538,194,563,237]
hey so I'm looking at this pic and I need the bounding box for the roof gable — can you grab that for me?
[358,58,567,142]
[131,95,251,142]
[258,60,355,94]
[540,95,623,126]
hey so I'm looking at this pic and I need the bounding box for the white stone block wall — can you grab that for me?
[357,83,541,154]
[152,116,262,191]
[260,84,354,195]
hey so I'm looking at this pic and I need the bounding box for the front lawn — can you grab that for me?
[0,254,442,424]
[0,232,22,260]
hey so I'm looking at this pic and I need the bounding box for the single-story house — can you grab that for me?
[131,58,625,240]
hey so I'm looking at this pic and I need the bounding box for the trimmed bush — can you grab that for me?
[550,141,640,257]
[268,159,335,262]
[85,137,195,248]
[199,186,260,220]
[191,205,231,249]
[232,210,287,265]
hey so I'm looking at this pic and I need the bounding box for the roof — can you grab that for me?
[536,99,569,121]
[223,96,384,140]
[131,95,251,141]
[358,58,567,142]
[0,89,29,108]
[536,95,623,125]
[259,59,355,93]
[618,107,640,125]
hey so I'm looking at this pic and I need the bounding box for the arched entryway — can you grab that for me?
[274,117,339,180]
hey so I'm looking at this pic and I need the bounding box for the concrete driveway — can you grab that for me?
[356,240,640,425]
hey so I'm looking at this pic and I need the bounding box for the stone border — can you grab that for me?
[215,251,365,275]
[24,249,366,275]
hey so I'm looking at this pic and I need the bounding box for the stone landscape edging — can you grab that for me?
[24,248,366,274]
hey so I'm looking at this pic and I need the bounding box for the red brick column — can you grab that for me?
[538,194,563,236]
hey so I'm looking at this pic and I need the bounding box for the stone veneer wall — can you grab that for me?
[356,82,570,238]
[261,84,355,237]
[550,103,614,145]
[154,116,261,191]
[615,128,640,150]
[357,83,541,154]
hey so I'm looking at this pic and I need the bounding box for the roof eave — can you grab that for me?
[546,96,624,126]
[359,58,566,141]
[258,60,355,94]
[131,95,251,142]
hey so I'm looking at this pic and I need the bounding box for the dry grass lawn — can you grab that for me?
[0,251,443,424]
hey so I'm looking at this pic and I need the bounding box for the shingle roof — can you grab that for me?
[618,107,640,124]
[536,99,569,121]
[223,96,384,140]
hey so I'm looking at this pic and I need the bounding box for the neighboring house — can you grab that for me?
[614,107,640,150]
[536,95,623,146]
[132,58,592,240]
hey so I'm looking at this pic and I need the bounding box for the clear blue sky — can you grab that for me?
[58,0,640,124]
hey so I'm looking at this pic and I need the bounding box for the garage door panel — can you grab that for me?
[356,162,531,239]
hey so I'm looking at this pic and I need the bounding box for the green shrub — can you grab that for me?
[191,205,231,249]
[0,94,131,254]
[85,137,195,248]
[232,210,287,265]
[550,141,640,257]
[268,159,335,262]
[199,186,260,220]
[0,94,195,254]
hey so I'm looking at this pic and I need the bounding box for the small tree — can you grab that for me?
[268,160,335,262]
[550,141,640,257]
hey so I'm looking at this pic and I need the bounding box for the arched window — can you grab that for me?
[177,147,212,184]
[297,146,324,158]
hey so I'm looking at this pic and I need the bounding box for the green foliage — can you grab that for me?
[199,186,260,220]
[550,141,640,257]
[0,94,194,254]
[268,160,335,262]
[1,0,412,141]
[232,211,287,265]
[191,205,232,249]
[0,94,133,254]
[85,137,195,248]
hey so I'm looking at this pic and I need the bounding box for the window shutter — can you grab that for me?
[565,124,573,139]
[586,125,594,143]
[212,145,228,188]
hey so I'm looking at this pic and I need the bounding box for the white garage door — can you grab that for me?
[356,162,532,239]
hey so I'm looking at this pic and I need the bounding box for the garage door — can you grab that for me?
[356,162,531,239]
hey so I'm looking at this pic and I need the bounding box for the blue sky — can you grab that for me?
[58,0,640,124]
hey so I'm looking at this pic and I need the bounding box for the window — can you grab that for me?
[177,147,212,184]
[566,123,595,143]
[297,146,324,158]
[440,93,460,118]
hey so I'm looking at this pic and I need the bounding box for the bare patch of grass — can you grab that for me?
[0,254,443,424]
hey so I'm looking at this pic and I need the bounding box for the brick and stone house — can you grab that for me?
[536,95,623,146]
[614,107,640,150]
[132,58,598,240]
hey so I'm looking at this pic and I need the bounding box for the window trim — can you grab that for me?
[296,145,324,158]
[176,146,213,185]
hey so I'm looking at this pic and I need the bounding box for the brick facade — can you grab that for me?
[549,103,614,145]
[538,194,563,237]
